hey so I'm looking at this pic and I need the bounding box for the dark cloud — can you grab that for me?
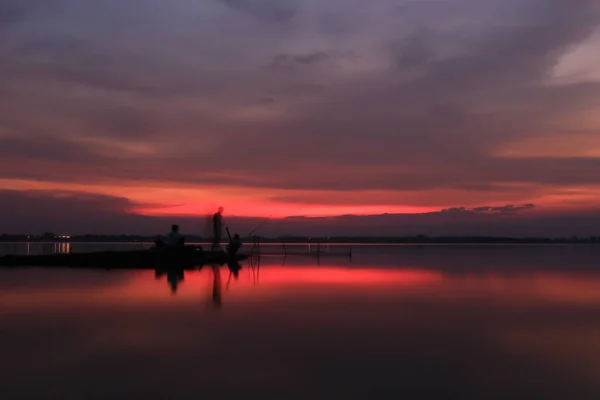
[314,9,364,37]
[271,83,328,96]
[0,133,102,164]
[0,189,135,213]
[0,1,28,28]
[269,209,600,238]
[0,190,165,235]
[267,50,355,71]
[258,96,276,104]
[386,2,597,116]
[217,0,297,23]
[442,207,468,214]
[5,38,177,96]
[292,52,332,65]
[446,204,536,214]
[3,143,600,198]
[393,28,436,68]
[83,107,164,138]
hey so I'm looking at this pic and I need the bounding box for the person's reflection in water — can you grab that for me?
[226,260,242,290]
[211,265,222,308]
[228,260,242,279]
[167,269,184,294]
[155,268,185,294]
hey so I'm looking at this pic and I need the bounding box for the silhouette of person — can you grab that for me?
[167,224,184,247]
[227,233,242,257]
[212,207,224,250]
[155,224,184,248]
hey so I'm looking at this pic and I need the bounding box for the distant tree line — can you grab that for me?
[0,234,207,242]
[274,235,600,244]
[2,233,600,244]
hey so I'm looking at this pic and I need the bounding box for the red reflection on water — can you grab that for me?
[253,268,442,285]
[5,267,600,311]
[0,266,441,309]
[177,267,443,287]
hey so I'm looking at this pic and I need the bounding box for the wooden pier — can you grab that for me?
[247,237,352,259]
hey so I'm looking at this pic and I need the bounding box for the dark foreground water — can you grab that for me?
[2,244,600,399]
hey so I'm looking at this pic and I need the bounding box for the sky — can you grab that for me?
[1,0,600,236]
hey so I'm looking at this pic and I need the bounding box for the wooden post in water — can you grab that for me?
[251,236,261,257]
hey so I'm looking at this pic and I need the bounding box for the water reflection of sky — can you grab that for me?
[2,247,600,398]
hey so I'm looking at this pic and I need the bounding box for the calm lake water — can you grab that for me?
[2,243,600,399]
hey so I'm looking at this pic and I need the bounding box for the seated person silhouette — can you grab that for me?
[227,233,242,256]
[154,225,185,247]
[165,224,184,247]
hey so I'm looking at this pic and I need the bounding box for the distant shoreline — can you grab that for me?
[2,234,600,245]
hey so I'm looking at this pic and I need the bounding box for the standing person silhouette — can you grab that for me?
[212,207,224,250]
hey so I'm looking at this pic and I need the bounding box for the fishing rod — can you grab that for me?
[247,215,272,237]
[223,216,270,242]
[221,216,270,251]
